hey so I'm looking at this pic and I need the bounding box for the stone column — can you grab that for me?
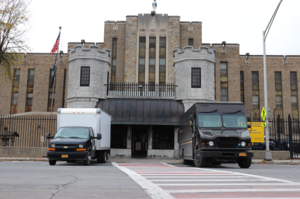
[127,125,131,149]
[148,125,152,150]
[174,127,179,158]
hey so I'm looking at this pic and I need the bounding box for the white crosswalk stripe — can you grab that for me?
[114,162,300,199]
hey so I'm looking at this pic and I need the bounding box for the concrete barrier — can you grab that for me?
[250,150,290,160]
[0,146,47,157]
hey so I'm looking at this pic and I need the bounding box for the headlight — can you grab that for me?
[78,144,84,148]
[50,143,55,148]
[208,141,214,146]
[241,142,246,147]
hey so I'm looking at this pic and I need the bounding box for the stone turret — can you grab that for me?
[66,45,111,108]
[173,46,216,111]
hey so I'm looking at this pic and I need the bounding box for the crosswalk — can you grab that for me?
[113,162,300,199]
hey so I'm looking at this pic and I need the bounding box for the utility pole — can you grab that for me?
[263,0,283,161]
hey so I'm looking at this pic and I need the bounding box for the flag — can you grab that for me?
[50,32,61,54]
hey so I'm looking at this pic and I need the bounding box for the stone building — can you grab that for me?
[0,11,300,158]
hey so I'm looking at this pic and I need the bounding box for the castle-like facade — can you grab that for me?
[1,11,299,158]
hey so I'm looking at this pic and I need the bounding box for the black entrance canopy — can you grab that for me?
[97,99,184,125]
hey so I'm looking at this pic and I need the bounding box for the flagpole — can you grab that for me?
[49,26,61,136]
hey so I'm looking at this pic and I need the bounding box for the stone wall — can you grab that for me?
[103,21,126,83]
[124,16,138,82]
[0,53,68,115]
[180,22,202,48]
[240,55,300,119]
[168,16,180,83]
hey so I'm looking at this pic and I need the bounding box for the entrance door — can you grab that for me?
[132,126,148,158]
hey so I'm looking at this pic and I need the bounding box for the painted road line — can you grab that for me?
[156,183,299,186]
[166,188,300,193]
[112,162,175,199]
[141,174,240,176]
[171,192,300,198]
[150,179,281,182]
[194,167,295,183]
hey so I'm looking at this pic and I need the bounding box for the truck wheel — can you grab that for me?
[194,151,206,167]
[49,160,56,166]
[238,157,252,168]
[97,151,107,163]
[84,152,91,165]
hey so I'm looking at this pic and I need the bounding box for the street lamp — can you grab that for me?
[263,0,283,161]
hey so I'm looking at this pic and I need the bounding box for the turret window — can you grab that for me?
[191,68,201,88]
[80,67,90,86]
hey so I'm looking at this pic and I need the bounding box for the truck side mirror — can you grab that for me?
[46,132,53,139]
[97,133,102,140]
[189,124,193,131]
[247,125,251,128]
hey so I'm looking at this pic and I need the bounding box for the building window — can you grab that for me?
[240,71,244,103]
[111,38,117,83]
[252,71,259,121]
[149,37,156,84]
[188,38,193,46]
[159,37,166,85]
[80,67,90,86]
[26,69,35,112]
[152,126,174,149]
[220,62,228,101]
[290,72,298,119]
[138,37,146,84]
[10,69,20,114]
[191,68,201,88]
[274,72,283,114]
[48,69,55,112]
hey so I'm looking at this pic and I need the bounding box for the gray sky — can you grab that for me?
[27,0,300,56]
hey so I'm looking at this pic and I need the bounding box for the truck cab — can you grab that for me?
[179,102,253,168]
[47,127,102,165]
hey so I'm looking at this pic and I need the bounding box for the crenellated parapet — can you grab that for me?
[69,45,111,65]
[173,46,216,65]
[66,45,111,108]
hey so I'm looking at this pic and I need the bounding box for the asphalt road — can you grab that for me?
[0,160,300,199]
[0,161,151,199]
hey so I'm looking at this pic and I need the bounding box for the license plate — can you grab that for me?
[239,153,246,157]
[61,155,68,158]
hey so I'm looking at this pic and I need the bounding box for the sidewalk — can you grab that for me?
[0,157,300,165]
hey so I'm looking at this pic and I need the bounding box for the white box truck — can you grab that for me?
[46,108,111,166]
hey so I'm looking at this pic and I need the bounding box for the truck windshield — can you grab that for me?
[223,112,247,128]
[198,112,222,128]
[54,128,89,139]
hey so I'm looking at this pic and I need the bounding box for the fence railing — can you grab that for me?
[269,115,300,159]
[0,115,56,148]
[107,82,176,97]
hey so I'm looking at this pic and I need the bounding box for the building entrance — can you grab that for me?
[132,126,148,158]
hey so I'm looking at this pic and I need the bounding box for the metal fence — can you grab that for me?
[107,82,176,97]
[269,114,300,159]
[0,115,56,148]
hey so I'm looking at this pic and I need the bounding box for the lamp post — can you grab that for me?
[263,0,283,161]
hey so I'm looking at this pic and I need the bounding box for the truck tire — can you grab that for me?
[97,151,107,163]
[194,151,206,168]
[238,157,252,168]
[84,152,91,165]
[49,160,56,165]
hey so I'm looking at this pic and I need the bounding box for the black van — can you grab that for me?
[179,102,253,168]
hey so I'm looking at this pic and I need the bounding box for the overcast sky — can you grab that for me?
[27,0,299,56]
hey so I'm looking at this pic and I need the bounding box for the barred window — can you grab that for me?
[80,67,90,86]
[220,62,228,101]
[240,71,244,103]
[152,126,174,149]
[191,68,201,88]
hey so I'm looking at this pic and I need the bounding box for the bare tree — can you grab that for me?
[0,0,30,80]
